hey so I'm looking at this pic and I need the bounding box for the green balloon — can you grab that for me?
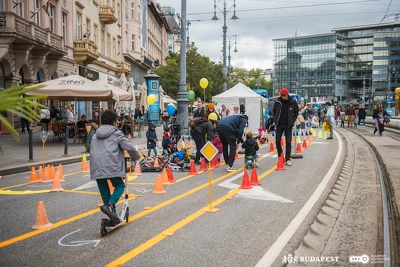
[212,99,218,106]
[187,90,195,100]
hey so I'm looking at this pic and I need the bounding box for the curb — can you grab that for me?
[0,154,90,176]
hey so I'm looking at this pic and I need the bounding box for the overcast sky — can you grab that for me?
[158,0,399,70]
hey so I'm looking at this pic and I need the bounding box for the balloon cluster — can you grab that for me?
[264,109,269,121]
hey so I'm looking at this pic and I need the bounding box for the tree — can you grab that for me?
[0,85,46,154]
[154,44,224,102]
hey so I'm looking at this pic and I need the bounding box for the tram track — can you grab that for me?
[289,128,398,266]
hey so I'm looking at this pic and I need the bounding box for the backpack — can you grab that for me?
[188,117,208,129]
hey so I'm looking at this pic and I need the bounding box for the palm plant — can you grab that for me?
[0,84,46,154]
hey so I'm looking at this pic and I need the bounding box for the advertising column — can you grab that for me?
[144,73,160,125]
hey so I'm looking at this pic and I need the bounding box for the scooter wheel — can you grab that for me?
[125,207,129,223]
[100,219,109,237]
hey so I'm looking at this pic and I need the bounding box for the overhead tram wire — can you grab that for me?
[379,0,393,24]
[187,0,381,16]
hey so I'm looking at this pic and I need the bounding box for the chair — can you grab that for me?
[73,124,85,144]
[52,123,60,142]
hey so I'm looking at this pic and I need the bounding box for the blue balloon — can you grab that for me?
[316,104,321,108]
[167,105,176,116]
[265,115,269,121]
[265,109,269,115]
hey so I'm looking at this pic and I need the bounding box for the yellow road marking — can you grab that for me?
[128,182,155,185]
[62,190,100,195]
[0,196,137,249]
[0,189,50,195]
[105,166,276,267]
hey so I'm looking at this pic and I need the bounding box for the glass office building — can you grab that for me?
[273,33,347,100]
[274,22,400,105]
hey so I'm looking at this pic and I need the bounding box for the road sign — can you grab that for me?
[200,141,218,162]
[305,122,312,128]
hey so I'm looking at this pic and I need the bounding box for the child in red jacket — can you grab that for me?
[212,132,223,162]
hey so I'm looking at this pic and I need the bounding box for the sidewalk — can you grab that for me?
[0,125,166,176]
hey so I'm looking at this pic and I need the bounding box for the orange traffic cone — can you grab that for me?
[133,162,142,175]
[41,166,52,183]
[167,165,176,183]
[239,171,253,189]
[153,158,159,167]
[57,164,65,180]
[38,166,44,181]
[235,150,239,160]
[189,160,198,175]
[107,179,114,194]
[250,168,261,186]
[302,137,307,149]
[28,167,40,184]
[269,142,275,153]
[153,174,166,194]
[276,154,286,171]
[281,139,285,148]
[50,173,64,192]
[308,134,313,145]
[296,143,302,154]
[32,201,52,229]
[270,136,274,144]
[213,157,220,168]
[161,168,170,185]
[141,148,145,156]
[81,155,89,172]
[189,139,194,147]
[49,166,55,180]
[199,157,207,171]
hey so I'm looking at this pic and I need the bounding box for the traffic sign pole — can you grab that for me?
[201,141,219,213]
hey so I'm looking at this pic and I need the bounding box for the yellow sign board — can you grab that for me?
[200,141,218,161]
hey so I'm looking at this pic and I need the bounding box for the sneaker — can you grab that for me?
[327,137,333,139]
[100,203,120,225]
[226,166,237,172]
[254,163,259,167]
[285,160,292,166]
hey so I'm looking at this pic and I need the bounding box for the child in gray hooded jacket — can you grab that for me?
[90,110,140,225]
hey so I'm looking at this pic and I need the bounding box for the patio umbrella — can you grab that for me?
[93,79,132,101]
[126,77,136,118]
[139,82,148,110]
[163,95,177,105]
[115,74,128,115]
[24,75,120,101]
[159,85,164,109]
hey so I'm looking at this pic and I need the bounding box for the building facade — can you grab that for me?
[273,33,346,101]
[274,22,400,105]
[0,0,74,89]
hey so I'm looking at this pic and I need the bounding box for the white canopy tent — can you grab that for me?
[212,82,267,133]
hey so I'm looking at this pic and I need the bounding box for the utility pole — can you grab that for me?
[212,0,238,92]
[363,75,366,103]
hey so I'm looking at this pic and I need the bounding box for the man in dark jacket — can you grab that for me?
[190,119,213,164]
[193,101,205,118]
[272,88,299,166]
[216,114,248,172]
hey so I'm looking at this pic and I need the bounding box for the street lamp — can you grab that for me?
[227,34,238,81]
[177,0,189,134]
[211,0,239,91]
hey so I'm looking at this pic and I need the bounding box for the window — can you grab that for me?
[85,18,90,39]
[49,5,55,33]
[93,24,98,45]
[138,5,140,22]
[107,34,111,57]
[113,38,116,59]
[0,0,4,12]
[17,1,24,18]
[62,12,67,45]
[101,30,105,54]
[35,0,41,25]
[76,13,82,40]
[131,2,134,19]
[131,34,135,51]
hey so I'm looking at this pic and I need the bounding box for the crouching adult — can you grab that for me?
[189,118,213,165]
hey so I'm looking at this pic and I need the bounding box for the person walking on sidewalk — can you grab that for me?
[346,103,356,128]
[373,103,383,135]
[216,114,248,172]
[325,102,334,139]
[358,104,366,127]
[90,110,140,226]
[272,88,299,166]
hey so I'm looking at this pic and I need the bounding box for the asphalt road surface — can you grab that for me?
[0,133,342,267]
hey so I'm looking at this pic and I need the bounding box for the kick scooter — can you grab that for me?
[100,158,130,237]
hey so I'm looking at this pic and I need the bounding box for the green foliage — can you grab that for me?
[0,84,46,154]
[154,45,224,102]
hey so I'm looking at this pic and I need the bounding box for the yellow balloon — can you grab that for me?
[147,94,156,105]
[200,78,208,89]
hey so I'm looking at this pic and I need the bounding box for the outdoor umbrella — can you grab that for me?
[24,75,121,101]
[163,95,177,105]
[93,79,132,101]
[139,82,148,110]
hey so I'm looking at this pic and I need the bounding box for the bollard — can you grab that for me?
[28,127,33,162]
[64,126,69,156]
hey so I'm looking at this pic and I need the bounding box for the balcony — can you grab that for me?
[116,61,131,76]
[99,5,117,24]
[0,12,65,54]
[73,40,99,65]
